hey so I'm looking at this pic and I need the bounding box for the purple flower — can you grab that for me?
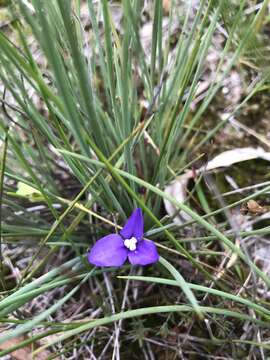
[87,208,159,267]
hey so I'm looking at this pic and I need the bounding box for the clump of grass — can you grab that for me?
[0,0,270,358]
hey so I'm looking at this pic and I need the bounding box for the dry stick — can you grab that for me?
[97,332,115,360]
[103,273,119,360]
[213,180,270,198]
[113,268,131,359]
[83,329,98,360]
[229,117,270,148]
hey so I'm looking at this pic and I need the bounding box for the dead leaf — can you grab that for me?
[240,200,268,216]
[0,334,52,360]
[164,170,193,224]
[204,147,270,171]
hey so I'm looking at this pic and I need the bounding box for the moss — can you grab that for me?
[215,159,270,204]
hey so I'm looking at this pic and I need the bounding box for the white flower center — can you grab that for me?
[124,236,137,251]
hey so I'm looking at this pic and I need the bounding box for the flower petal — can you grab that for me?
[128,239,159,265]
[120,208,144,240]
[87,234,128,267]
